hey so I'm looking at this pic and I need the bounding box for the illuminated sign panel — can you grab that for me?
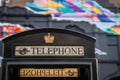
[20,68,78,77]
[15,46,84,56]
[7,63,91,80]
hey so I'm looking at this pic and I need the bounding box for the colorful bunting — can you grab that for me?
[0,23,31,39]
[25,0,120,35]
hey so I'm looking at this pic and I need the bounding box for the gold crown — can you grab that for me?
[44,33,55,43]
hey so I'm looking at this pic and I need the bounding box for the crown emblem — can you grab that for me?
[44,33,55,43]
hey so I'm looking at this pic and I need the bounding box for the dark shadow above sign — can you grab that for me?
[2,28,95,58]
